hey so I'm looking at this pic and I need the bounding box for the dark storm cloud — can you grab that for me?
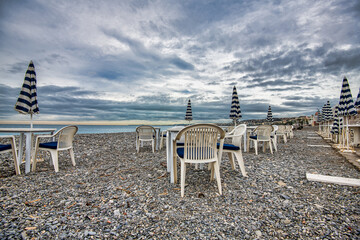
[1,0,359,122]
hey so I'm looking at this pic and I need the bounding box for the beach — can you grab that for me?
[0,126,359,239]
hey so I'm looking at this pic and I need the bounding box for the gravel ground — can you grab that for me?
[0,126,359,239]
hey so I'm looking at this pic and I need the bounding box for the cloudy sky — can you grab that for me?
[0,0,359,124]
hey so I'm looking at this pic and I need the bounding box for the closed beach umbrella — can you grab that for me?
[15,60,39,128]
[185,99,193,124]
[355,88,360,108]
[330,105,339,135]
[323,101,333,137]
[266,105,273,122]
[229,86,242,126]
[337,77,357,151]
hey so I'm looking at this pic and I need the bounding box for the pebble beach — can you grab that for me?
[0,126,359,239]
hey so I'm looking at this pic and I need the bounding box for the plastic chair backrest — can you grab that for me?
[272,125,278,135]
[277,125,286,134]
[255,125,273,141]
[231,124,246,146]
[136,126,156,140]
[175,124,225,161]
[57,126,78,149]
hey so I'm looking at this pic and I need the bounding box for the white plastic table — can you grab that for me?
[0,128,56,173]
[166,126,185,183]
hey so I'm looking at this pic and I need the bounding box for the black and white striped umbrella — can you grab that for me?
[229,86,241,125]
[185,99,193,123]
[323,101,333,121]
[15,60,39,127]
[330,105,339,135]
[338,77,357,117]
[355,88,360,108]
[337,77,357,151]
[266,105,273,122]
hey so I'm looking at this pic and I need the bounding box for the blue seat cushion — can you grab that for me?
[249,135,257,140]
[39,142,58,149]
[217,143,240,151]
[0,144,12,151]
[177,147,185,158]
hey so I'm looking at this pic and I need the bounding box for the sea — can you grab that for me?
[0,124,180,135]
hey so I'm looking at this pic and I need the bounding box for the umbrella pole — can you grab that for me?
[30,114,33,129]
[342,117,354,153]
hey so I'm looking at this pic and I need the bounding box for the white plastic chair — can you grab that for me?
[276,125,287,143]
[271,125,278,152]
[136,125,156,153]
[32,126,78,172]
[173,124,225,197]
[220,124,247,177]
[286,125,294,139]
[159,130,167,150]
[249,125,273,155]
[0,135,20,175]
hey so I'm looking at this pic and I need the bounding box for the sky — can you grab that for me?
[0,0,359,124]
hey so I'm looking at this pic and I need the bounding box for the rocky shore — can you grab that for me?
[0,126,359,239]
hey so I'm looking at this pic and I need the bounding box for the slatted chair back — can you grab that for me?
[255,125,273,141]
[175,124,225,163]
[230,124,246,147]
[136,126,156,140]
[57,126,78,150]
[276,125,286,135]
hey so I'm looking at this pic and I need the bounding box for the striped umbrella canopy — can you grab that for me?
[338,77,357,117]
[229,86,242,125]
[266,105,273,122]
[330,105,339,135]
[14,60,39,127]
[185,99,193,123]
[323,101,333,121]
[337,77,357,151]
[355,88,360,108]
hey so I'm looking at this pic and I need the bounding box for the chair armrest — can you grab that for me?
[225,133,244,139]
[35,134,54,140]
[0,135,16,139]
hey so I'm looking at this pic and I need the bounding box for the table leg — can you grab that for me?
[156,129,160,151]
[18,133,25,166]
[25,132,32,173]
[166,131,175,183]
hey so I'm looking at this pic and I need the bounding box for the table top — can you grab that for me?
[0,128,57,133]
[167,126,185,132]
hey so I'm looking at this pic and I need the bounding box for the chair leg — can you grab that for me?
[234,151,247,177]
[269,141,273,154]
[173,152,178,184]
[152,139,155,153]
[49,150,59,172]
[228,152,236,170]
[213,161,222,195]
[32,146,39,172]
[210,162,215,181]
[11,145,20,175]
[180,161,186,197]
[69,148,76,166]
[284,135,287,143]
[272,138,277,151]
[136,139,140,153]
[254,141,258,155]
